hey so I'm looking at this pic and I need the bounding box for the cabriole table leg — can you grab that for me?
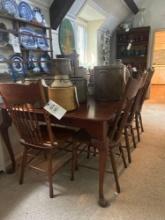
[97,140,109,207]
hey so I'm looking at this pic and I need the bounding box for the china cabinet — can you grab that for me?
[116,26,150,71]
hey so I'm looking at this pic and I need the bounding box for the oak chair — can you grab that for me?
[135,68,155,141]
[0,81,79,198]
[123,73,147,163]
[107,77,142,192]
[73,77,142,194]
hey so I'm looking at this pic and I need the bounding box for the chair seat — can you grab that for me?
[20,125,79,150]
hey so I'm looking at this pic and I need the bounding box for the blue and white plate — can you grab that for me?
[19,27,37,49]
[28,53,40,73]
[33,7,43,24]
[36,33,49,51]
[40,53,50,73]
[9,54,26,80]
[18,1,33,21]
[2,0,19,17]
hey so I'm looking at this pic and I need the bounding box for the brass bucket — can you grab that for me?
[48,86,78,111]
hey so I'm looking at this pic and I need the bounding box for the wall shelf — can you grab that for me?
[0,12,53,78]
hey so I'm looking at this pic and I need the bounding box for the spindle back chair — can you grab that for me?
[0,81,76,198]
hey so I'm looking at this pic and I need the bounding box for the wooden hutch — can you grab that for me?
[116,26,150,72]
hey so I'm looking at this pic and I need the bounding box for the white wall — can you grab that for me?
[87,20,104,67]
[94,0,132,33]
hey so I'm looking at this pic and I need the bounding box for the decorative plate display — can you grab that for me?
[33,7,45,24]
[40,53,50,73]
[28,53,40,73]
[0,23,9,47]
[36,33,49,51]
[1,0,19,17]
[9,54,26,80]
[0,55,9,75]
[19,27,37,49]
[59,18,75,55]
[18,1,33,21]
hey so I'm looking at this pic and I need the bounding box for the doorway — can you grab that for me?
[150,30,165,103]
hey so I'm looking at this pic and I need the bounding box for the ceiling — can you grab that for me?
[38,0,147,31]
[134,0,145,7]
[78,3,105,21]
[78,0,147,32]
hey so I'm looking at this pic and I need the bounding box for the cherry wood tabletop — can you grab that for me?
[65,98,122,121]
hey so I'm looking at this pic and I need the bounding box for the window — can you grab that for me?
[77,24,87,66]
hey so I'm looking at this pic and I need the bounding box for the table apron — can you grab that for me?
[52,117,109,141]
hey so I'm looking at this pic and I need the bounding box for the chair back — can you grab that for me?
[137,68,155,112]
[108,77,142,143]
[127,72,148,123]
[0,81,54,149]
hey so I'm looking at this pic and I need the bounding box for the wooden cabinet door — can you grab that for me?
[152,31,165,84]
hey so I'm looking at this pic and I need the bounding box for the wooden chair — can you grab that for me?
[73,77,142,194]
[107,77,142,193]
[135,68,155,141]
[0,81,79,198]
[123,74,147,163]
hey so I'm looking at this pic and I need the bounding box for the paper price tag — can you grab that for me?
[44,100,67,120]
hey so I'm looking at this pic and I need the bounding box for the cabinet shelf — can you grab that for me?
[0,13,50,29]
[0,59,52,64]
[21,48,53,53]
[0,28,51,40]
[118,56,147,59]
[117,41,148,46]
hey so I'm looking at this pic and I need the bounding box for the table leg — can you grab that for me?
[97,140,109,207]
[0,109,15,174]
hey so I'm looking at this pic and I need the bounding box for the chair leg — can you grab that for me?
[87,145,97,158]
[93,146,97,157]
[124,127,131,163]
[109,148,120,193]
[119,144,127,168]
[19,147,28,185]
[48,151,53,198]
[71,145,77,181]
[139,112,144,133]
[130,125,136,148]
[135,114,141,142]
[43,152,47,160]
[75,146,79,171]
[87,145,91,159]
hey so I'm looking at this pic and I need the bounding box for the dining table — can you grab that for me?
[0,97,122,207]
